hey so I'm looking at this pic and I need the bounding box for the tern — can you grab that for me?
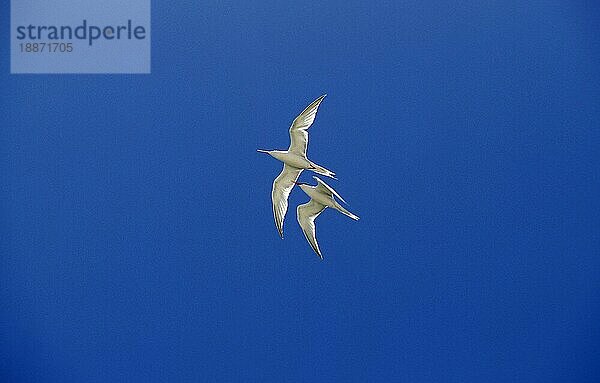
[295,176,359,259]
[257,95,336,238]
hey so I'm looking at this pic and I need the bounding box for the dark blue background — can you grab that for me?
[2,1,600,382]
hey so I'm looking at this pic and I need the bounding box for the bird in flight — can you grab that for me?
[257,95,335,238]
[295,176,359,259]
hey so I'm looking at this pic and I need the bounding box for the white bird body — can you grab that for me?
[298,184,339,208]
[256,150,313,170]
[296,176,359,259]
[258,95,335,237]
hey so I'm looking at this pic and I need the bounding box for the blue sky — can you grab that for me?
[1,1,600,382]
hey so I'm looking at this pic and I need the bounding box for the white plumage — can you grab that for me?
[296,176,359,259]
[257,95,335,238]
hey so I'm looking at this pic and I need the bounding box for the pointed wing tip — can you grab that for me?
[312,243,323,260]
[275,220,284,238]
[311,94,326,105]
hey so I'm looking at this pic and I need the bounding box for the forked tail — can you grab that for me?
[309,161,336,179]
[334,201,359,221]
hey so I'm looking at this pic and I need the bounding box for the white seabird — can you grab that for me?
[257,95,336,238]
[295,176,359,259]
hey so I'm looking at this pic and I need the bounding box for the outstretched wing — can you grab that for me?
[288,95,327,155]
[272,165,302,238]
[313,176,347,204]
[297,199,327,259]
